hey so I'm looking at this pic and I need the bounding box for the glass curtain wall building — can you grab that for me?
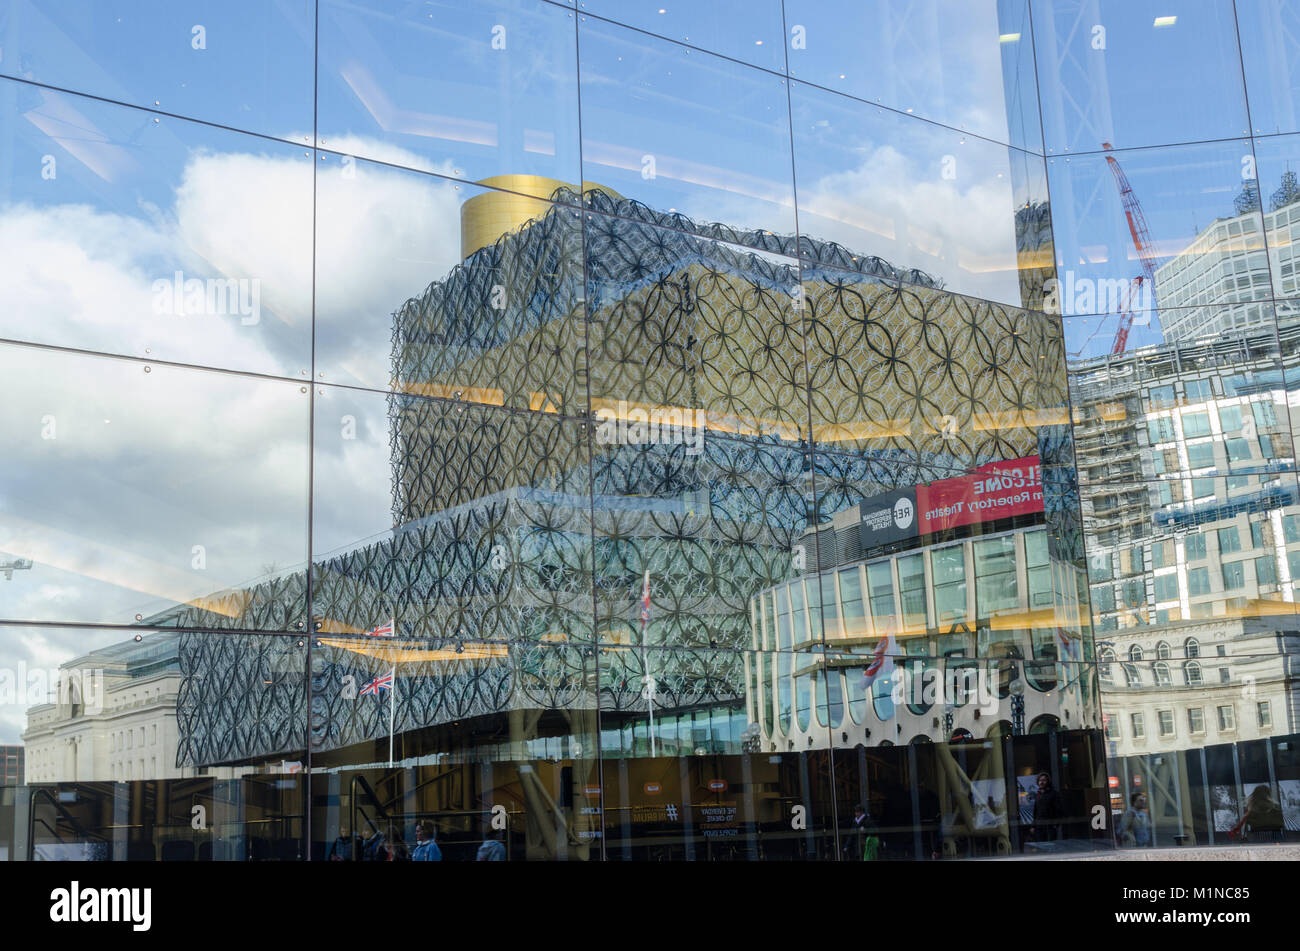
[0,0,1295,860]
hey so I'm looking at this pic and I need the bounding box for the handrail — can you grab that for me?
[348,774,389,861]
[27,787,108,861]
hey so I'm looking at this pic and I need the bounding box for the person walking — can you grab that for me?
[411,820,442,861]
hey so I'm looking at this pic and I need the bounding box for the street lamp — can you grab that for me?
[1010,677,1026,736]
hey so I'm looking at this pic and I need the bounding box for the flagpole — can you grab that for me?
[387,617,397,768]
[388,666,396,768]
[641,569,656,758]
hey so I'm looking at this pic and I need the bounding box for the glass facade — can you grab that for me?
[0,0,1295,863]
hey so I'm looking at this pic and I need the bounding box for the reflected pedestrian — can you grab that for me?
[1030,772,1065,843]
[411,820,442,861]
[1117,793,1151,847]
[476,827,505,861]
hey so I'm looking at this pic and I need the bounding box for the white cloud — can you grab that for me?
[0,136,464,640]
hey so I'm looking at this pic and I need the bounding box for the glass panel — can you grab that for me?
[578,17,795,241]
[318,0,580,185]
[0,344,310,629]
[585,210,807,441]
[1251,133,1300,303]
[975,535,1019,615]
[1032,0,1249,154]
[578,0,786,70]
[0,0,314,139]
[315,159,587,399]
[313,386,594,648]
[1236,0,1300,137]
[7,624,308,861]
[312,635,597,861]
[1049,141,1268,327]
[932,545,968,625]
[0,84,313,377]
[791,80,1049,307]
[601,648,838,860]
[785,0,1041,152]
[1066,306,1293,483]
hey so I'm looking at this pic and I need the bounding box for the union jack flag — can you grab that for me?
[365,619,395,638]
[861,634,896,686]
[359,670,394,695]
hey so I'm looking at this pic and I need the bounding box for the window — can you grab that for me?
[1154,573,1179,601]
[931,546,967,623]
[1221,561,1245,590]
[1131,712,1145,739]
[1258,701,1272,728]
[1148,384,1175,407]
[1182,411,1211,437]
[1184,637,1200,658]
[1185,534,1208,560]
[1184,661,1203,686]
[1217,705,1236,732]
[1186,443,1216,469]
[1190,477,1216,499]
[1219,404,1243,432]
[1025,531,1053,608]
[1218,526,1241,554]
[1158,710,1175,737]
[1187,566,1211,596]
[1148,416,1175,442]
[1092,585,1116,612]
[1220,668,1231,684]
[1251,521,1268,548]
[839,567,866,638]
[1105,715,1120,740]
[1255,555,1278,586]
[1188,708,1206,734]
[1129,645,1144,663]
[974,536,1018,615]
[898,554,926,633]
[1253,400,1278,429]
[1156,641,1171,660]
[1099,647,1117,684]
[1150,540,1172,569]
[1185,378,1214,402]
[867,562,896,637]
[1225,437,1252,463]
[1285,515,1300,544]
[1154,661,1171,686]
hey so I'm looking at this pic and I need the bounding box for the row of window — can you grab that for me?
[756,529,1058,650]
[1092,513,1300,580]
[112,758,157,781]
[109,724,158,752]
[1107,701,1272,742]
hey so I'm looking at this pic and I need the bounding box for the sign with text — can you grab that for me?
[916,456,1043,534]
[858,486,919,548]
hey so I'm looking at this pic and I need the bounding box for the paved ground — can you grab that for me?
[996,843,1300,861]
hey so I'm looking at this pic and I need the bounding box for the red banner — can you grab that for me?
[916,455,1044,534]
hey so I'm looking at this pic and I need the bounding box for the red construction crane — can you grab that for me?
[1102,142,1160,354]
